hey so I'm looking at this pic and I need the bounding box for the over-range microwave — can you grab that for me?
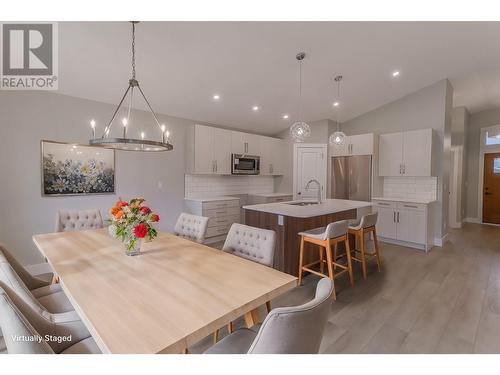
[231,154,260,175]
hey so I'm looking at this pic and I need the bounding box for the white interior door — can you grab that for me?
[294,144,327,200]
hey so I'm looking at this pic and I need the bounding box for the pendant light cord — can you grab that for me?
[298,59,303,122]
[132,22,136,80]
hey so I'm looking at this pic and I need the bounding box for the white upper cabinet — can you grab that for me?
[260,136,285,176]
[186,125,232,175]
[379,132,403,176]
[186,125,284,176]
[402,129,433,176]
[231,131,261,155]
[378,128,434,177]
[330,133,375,157]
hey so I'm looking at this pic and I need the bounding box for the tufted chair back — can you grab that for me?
[222,224,276,267]
[174,213,209,243]
[55,209,103,232]
[0,245,49,291]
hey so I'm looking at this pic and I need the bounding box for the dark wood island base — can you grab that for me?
[245,209,357,276]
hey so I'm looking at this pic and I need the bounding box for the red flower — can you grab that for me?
[152,214,160,222]
[116,200,128,208]
[140,206,151,215]
[134,223,148,238]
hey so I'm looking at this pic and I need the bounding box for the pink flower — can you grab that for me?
[140,206,151,215]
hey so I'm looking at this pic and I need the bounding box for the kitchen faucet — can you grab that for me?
[305,179,322,204]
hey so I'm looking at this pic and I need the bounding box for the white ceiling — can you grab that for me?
[58,22,500,135]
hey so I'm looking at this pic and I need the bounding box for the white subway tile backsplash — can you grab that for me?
[185,175,275,198]
[383,177,437,201]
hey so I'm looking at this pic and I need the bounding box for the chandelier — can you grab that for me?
[89,22,173,152]
[289,52,311,142]
[329,75,346,146]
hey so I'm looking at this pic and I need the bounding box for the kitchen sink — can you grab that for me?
[286,201,320,206]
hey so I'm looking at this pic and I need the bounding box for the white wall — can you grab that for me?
[0,91,219,266]
[338,79,452,241]
[451,106,469,223]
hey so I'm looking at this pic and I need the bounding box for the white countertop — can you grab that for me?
[249,192,293,198]
[243,199,372,218]
[185,196,240,202]
[372,197,437,204]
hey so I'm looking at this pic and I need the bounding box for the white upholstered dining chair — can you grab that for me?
[0,281,100,354]
[205,278,334,354]
[212,223,277,344]
[55,209,104,232]
[174,213,209,243]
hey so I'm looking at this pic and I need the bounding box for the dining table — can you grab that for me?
[33,228,297,354]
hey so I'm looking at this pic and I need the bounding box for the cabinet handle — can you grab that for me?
[403,164,406,174]
[215,211,227,215]
[399,164,402,174]
[397,212,400,223]
[393,211,396,223]
[403,204,418,208]
[378,202,390,206]
[212,160,215,173]
[215,204,227,208]
[215,160,218,173]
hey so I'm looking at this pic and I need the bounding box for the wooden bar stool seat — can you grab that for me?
[297,220,353,300]
[348,212,381,279]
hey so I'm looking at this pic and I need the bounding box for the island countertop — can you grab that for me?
[243,199,372,218]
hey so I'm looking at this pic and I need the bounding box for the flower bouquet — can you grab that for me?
[108,198,160,256]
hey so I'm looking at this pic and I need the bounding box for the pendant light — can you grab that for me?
[329,75,346,146]
[289,52,311,142]
[89,22,173,152]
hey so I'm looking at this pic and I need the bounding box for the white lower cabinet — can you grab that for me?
[372,200,434,252]
[184,197,240,244]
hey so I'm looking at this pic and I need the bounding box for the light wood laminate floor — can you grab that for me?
[1,223,499,354]
[192,223,500,354]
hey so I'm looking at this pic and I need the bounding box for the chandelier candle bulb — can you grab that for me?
[161,124,166,142]
[90,119,96,139]
[122,118,128,138]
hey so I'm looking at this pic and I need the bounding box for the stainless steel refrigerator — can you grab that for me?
[330,155,372,201]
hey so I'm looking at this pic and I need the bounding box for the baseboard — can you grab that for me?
[25,262,52,276]
[434,232,449,247]
[464,217,481,224]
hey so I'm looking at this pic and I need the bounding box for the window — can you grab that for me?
[494,158,500,174]
[486,131,500,145]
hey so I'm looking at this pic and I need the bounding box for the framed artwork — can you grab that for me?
[41,140,115,196]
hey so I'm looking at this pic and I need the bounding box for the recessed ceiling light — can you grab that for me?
[213,94,220,100]
[333,102,340,107]
[282,114,289,119]
[252,106,259,111]
[392,70,400,77]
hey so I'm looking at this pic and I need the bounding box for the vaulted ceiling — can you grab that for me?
[58,21,500,135]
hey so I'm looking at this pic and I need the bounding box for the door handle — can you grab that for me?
[485,192,493,196]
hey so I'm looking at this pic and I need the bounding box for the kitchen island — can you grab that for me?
[243,199,372,276]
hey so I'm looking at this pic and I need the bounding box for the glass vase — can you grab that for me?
[125,239,142,256]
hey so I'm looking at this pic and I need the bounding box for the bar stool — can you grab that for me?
[348,212,381,279]
[297,220,353,300]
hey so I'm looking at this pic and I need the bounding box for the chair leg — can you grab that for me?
[266,301,271,313]
[359,230,367,279]
[319,245,325,274]
[333,242,338,271]
[325,239,336,300]
[298,236,305,286]
[373,228,382,272]
[213,330,219,344]
[345,237,354,286]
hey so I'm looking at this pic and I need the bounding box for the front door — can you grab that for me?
[294,144,327,200]
[483,152,500,224]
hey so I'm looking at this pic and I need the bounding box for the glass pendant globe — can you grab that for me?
[290,121,311,142]
[329,131,347,146]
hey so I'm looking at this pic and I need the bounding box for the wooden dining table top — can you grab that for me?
[33,228,297,354]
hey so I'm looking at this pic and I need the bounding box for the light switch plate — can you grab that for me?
[278,215,284,226]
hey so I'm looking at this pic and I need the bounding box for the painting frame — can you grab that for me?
[41,140,116,197]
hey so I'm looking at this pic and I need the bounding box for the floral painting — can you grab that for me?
[41,140,115,196]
